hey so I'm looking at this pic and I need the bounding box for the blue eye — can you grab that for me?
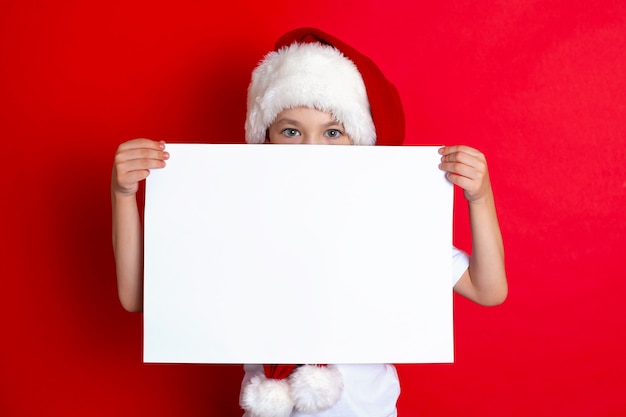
[325,129,343,139]
[281,128,301,137]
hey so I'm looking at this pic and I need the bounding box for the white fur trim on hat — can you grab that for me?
[289,364,344,413]
[240,365,344,417]
[241,374,295,417]
[246,42,376,145]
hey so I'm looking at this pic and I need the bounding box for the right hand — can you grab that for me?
[111,138,169,197]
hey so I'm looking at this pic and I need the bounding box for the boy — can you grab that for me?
[112,28,507,417]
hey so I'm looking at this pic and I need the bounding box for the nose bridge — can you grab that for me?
[302,132,324,145]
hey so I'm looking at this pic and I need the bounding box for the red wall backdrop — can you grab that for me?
[2,1,625,416]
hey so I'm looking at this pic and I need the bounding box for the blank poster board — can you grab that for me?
[143,144,454,364]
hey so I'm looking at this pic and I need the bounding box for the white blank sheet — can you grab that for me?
[143,144,454,364]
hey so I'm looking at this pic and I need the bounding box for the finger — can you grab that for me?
[440,150,486,171]
[116,139,166,157]
[114,146,169,166]
[116,156,167,176]
[439,146,485,169]
[439,145,482,156]
[445,172,476,190]
[121,168,152,186]
[439,161,480,180]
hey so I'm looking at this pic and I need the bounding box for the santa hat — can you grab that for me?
[241,364,344,417]
[245,27,405,146]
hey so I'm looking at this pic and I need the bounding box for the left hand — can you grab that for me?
[438,145,492,204]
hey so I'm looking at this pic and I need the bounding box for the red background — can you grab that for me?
[2,1,625,416]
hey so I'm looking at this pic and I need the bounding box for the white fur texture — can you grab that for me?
[241,374,295,417]
[246,42,375,146]
[289,365,344,413]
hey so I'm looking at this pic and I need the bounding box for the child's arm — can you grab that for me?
[439,145,508,306]
[111,138,169,312]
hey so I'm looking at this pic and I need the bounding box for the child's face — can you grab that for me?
[266,107,353,145]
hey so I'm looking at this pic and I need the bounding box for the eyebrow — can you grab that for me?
[273,118,301,126]
[273,118,344,128]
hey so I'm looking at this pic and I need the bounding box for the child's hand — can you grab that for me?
[111,138,169,197]
[438,145,492,204]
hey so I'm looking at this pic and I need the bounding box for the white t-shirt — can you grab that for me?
[240,247,470,417]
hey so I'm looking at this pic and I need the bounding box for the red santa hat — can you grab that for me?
[245,27,405,146]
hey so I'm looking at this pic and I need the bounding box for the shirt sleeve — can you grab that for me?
[452,246,469,285]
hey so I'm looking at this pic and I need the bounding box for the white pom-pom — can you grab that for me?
[289,365,344,413]
[241,374,295,417]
